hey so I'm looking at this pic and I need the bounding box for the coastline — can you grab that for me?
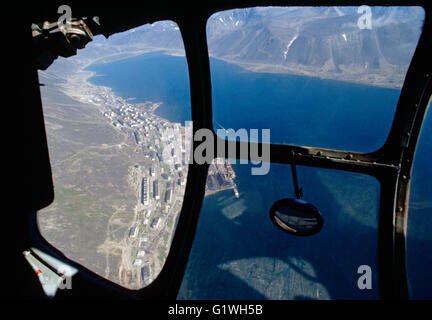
[209,55,404,90]
[57,43,403,95]
[46,47,401,203]
[44,52,238,200]
[81,45,406,89]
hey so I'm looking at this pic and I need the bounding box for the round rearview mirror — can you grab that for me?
[269,198,323,236]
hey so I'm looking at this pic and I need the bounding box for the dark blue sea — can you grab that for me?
[86,52,431,299]
[87,52,401,152]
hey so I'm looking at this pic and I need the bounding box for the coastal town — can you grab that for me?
[63,67,239,288]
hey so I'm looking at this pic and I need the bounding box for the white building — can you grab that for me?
[133,259,143,267]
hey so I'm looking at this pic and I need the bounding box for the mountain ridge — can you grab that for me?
[57,6,425,88]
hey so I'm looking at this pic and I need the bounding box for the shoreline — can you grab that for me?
[44,55,237,199]
[68,44,403,92]
[47,47,402,203]
[209,55,404,90]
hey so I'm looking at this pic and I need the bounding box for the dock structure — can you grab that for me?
[225,159,236,179]
[234,185,239,198]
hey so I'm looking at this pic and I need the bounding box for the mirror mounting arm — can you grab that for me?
[290,150,303,200]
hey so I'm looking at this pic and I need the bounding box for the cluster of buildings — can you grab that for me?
[88,84,236,287]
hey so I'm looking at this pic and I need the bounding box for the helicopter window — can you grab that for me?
[178,162,380,299]
[406,97,432,299]
[32,4,429,299]
[36,20,192,290]
[206,6,425,152]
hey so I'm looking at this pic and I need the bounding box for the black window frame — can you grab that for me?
[24,1,432,300]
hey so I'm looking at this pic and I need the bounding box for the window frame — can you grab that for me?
[28,1,432,300]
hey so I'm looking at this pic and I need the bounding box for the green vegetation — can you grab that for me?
[166,215,173,229]
[54,187,106,219]
[158,249,167,265]
[162,231,169,244]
